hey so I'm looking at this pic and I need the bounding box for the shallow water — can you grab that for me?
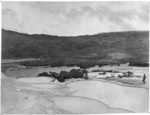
[67,80,149,112]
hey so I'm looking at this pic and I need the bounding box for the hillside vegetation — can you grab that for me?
[2,29,149,66]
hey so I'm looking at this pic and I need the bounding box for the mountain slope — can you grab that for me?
[2,29,149,64]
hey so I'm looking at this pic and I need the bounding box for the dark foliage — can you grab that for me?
[92,69,119,73]
[92,70,103,72]
[38,72,50,77]
[129,62,149,67]
[77,62,95,69]
[59,71,70,79]
[49,72,59,79]
[37,69,88,82]
[69,69,84,78]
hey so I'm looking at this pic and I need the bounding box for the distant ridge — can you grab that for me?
[2,28,148,37]
[2,29,149,64]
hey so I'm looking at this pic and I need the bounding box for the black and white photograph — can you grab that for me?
[1,1,149,114]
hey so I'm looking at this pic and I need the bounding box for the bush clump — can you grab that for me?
[37,69,88,82]
[69,69,84,78]
[129,62,149,67]
[92,70,103,72]
[38,72,50,77]
[76,62,95,69]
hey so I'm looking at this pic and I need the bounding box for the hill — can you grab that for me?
[2,29,149,66]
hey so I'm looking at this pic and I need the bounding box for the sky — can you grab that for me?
[2,1,149,36]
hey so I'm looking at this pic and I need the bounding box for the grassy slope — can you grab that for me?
[2,29,149,64]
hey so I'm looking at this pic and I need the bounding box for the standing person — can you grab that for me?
[83,69,88,80]
[142,73,146,84]
[83,69,88,75]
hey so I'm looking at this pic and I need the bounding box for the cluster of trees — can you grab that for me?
[129,62,149,67]
[37,69,88,82]
[92,69,119,73]
[20,59,102,68]
[20,59,149,69]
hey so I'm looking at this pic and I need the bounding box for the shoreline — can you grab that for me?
[65,78,148,90]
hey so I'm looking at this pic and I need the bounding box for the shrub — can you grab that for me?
[49,71,59,79]
[92,70,103,72]
[38,72,50,77]
[57,75,65,82]
[129,62,149,67]
[59,71,70,79]
[37,69,88,82]
[77,62,95,69]
[69,69,84,78]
